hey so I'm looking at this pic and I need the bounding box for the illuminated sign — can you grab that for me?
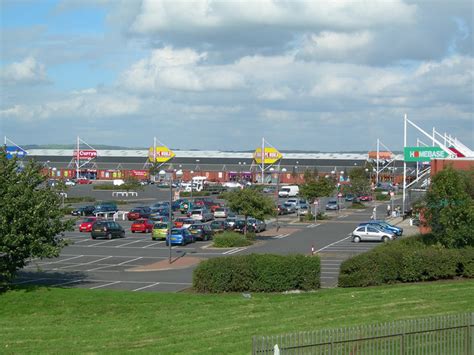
[74,150,97,159]
[148,146,175,163]
[253,147,282,164]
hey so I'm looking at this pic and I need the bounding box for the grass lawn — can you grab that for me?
[1,280,473,354]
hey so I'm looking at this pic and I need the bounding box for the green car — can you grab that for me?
[152,222,169,240]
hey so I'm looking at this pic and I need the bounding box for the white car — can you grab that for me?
[113,179,125,186]
[190,209,214,222]
[351,225,395,243]
[64,179,76,186]
[213,208,228,218]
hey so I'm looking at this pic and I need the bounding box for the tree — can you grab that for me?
[424,166,474,248]
[299,172,334,203]
[348,167,371,197]
[0,149,74,285]
[223,188,275,235]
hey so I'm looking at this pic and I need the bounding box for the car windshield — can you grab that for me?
[328,200,337,204]
[191,210,202,215]
[189,225,202,230]
[216,208,226,212]
[154,223,167,229]
[171,229,184,235]
[135,219,146,224]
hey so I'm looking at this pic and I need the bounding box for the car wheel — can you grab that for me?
[91,236,96,240]
[121,231,125,238]
[132,230,135,233]
[107,233,112,240]
[382,236,390,243]
[353,236,361,243]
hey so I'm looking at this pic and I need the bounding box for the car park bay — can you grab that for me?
[16,200,394,292]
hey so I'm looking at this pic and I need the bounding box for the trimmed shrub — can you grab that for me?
[375,193,390,201]
[213,232,252,248]
[193,253,320,293]
[180,191,211,197]
[339,237,473,287]
[65,196,96,203]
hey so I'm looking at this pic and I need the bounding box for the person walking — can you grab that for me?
[386,204,391,217]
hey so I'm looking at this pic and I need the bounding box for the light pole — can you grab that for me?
[270,167,286,230]
[160,169,183,264]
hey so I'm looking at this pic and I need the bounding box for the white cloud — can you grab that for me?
[1,57,49,84]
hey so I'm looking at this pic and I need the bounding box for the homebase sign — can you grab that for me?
[404,147,450,162]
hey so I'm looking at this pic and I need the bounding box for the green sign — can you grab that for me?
[404,147,450,162]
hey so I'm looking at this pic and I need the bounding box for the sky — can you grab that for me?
[0,0,473,152]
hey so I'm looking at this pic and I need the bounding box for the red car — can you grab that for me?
[131,219,153,233]
[77,178,93,185]
[79,217,98,232]
[359,195,373,201]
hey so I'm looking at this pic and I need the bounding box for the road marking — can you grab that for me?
[223,247,247,255]
[72,239,91,244]
[316,235,352,253]
[132,282,161,292]
[88,240,118,247]
[337,215,348,219]
[117,257,143,265]
[90,281,121,289]
[40,255,84,265]
[306,223,321,228]
[115,240,145,248]
[142,241,163,248]
[274,233,290,239]
[54,256,113,270]
[54,279,83,286]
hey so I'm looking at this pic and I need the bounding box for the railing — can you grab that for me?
[253,312,473,354]
[111,191,138,197]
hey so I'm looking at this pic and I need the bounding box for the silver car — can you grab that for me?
[352,225,394,243]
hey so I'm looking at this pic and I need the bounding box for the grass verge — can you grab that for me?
[0,280,473,354]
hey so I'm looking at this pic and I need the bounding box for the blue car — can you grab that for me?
[166,228,194,246]
[359,221,403,236]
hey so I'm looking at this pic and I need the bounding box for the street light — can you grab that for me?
[159,169,183,264]
[270,167,286,231]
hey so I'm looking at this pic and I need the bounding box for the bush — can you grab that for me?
[213,232,252,248]
[339,236,473,287]
[65,196,96,203]
[375,193,390,201]
[193,254,320,293]
[180,191,211,197]
[349,201,366,209]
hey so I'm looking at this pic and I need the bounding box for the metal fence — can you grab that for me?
[253,313,473,355]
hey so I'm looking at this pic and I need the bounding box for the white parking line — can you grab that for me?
[223,247,247,255]
[306,223,321,228]
[88,240,119,247]
[54,279,83,286]
[142,241,164,248]
[274,233,290,239]
[54,256,113,270]
[316,235,352,253]
[37,255,85,265]
[115,240,145,248]
[337,215,348,219]
[71,239,91,244]
[132,282,161,292]
[117,257,143,265]
[90,281,121,289]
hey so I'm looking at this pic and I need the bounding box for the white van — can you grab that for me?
[278,185,299,197]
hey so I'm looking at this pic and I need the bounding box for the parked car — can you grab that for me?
[213,207,229,218]
[247,218,266,233]
[188,223,214,241]
[149,214,170,222]
[77,178,93,184]
[299,205,309,216]
[282,202,296,214]
[225,216,238,229]
[93,202,118,215]
[190,208,214,222]
[233,220,251,233]
[359,221,403,236]
[131,219,154,233]
[71,205,96,216]
[152,222,169,240]
[210,220,227,233]
[359,195,373,202]
[127,207,151,221]
[345,194,355,202]
[325,199,340,210]
[166,228,194,246]
[64,179,76,186]
[351,225,395,243]
[79,217,98,232]
[91,221,125,240]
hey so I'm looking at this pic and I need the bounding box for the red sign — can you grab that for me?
[74,150,97,159]
[337,193,343,197]
[130,170,148,177]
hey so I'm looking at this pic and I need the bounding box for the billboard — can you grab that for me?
[130,170,148,177]
[404,147,450,162]
[253,147,282,164]
[148,146,175,163]
[368,151,393,160]
[5,146,27,159]
[74,150,97,159]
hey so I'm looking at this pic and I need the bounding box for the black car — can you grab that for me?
[90,221,125,240]
[71,205,96,216]
[210,220,228,233]
[233,220,256,233]
[93,202,118,215]
[188,223,214,241]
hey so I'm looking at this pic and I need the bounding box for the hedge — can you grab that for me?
[213,232,253,248]
[180,191,211,197]
[193,254,320,293]
[339,237,474,287]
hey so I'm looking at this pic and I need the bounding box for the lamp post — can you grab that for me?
[270,167,286,230]
[160,169,183,264]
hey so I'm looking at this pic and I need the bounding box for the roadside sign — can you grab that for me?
[337,192,343,198]
[404,147,450,162]
[6,146,27,159]
[148,146,175,163]
[253,147,282,164]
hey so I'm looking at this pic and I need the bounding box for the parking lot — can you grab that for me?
[15,192,392,291]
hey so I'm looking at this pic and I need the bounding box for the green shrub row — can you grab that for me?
[339,238,474,287]
[93,184,139,191]
[193,254,320,293]
[213,232,253,248]
[65,196,96,203]
[180,191,211,197]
